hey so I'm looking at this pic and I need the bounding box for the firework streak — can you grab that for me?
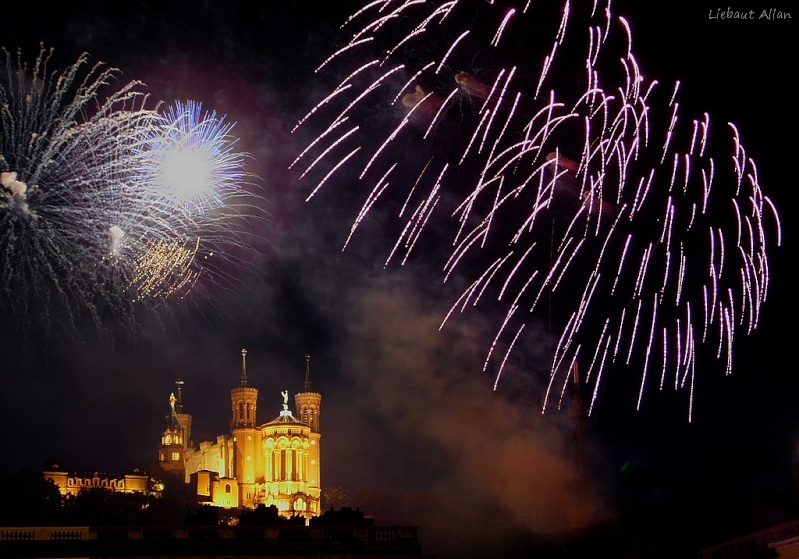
[292,0,782,419]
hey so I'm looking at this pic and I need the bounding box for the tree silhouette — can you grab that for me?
[0,469,62,526]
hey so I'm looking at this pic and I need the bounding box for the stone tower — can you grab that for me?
[174,378,192,450]
[294,354,322,505]
[159,392,186,476]
[230,348,260,508]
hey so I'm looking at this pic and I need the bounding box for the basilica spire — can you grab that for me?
[175,378,185,413]
[295,354,321,432]
[173,378,192,449]
[304,353,311,392]
[231,348,258,430]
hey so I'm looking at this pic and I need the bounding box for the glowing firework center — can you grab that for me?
[159,147,215,205]
[147,100,244,213]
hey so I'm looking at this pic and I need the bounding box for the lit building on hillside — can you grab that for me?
[157,350,322,521]
[42,464,152,497]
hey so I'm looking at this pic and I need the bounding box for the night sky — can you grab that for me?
[0,1,794,557]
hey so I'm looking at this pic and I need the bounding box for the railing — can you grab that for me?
[0,524,424,557]
[0,527,91,541]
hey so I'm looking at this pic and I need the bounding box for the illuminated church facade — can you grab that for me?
[158,350,322,521]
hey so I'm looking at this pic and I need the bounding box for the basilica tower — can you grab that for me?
[230,348,260,508]
[159,392,186,476]
[294,354,321,505]
[174,378,192,450]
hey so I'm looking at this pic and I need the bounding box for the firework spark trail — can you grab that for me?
[390,174,442,266]
[1,47,267,339]
[126,237,202,301]
[293,0,782,417]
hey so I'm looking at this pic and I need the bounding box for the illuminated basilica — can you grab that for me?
[158,349,322,521]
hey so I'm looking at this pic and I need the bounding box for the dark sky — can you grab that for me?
[0,1,794,557]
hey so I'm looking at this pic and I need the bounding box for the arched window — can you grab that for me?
[225,484,231,493]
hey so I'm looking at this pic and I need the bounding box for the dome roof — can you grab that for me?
[266,410,304,425]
